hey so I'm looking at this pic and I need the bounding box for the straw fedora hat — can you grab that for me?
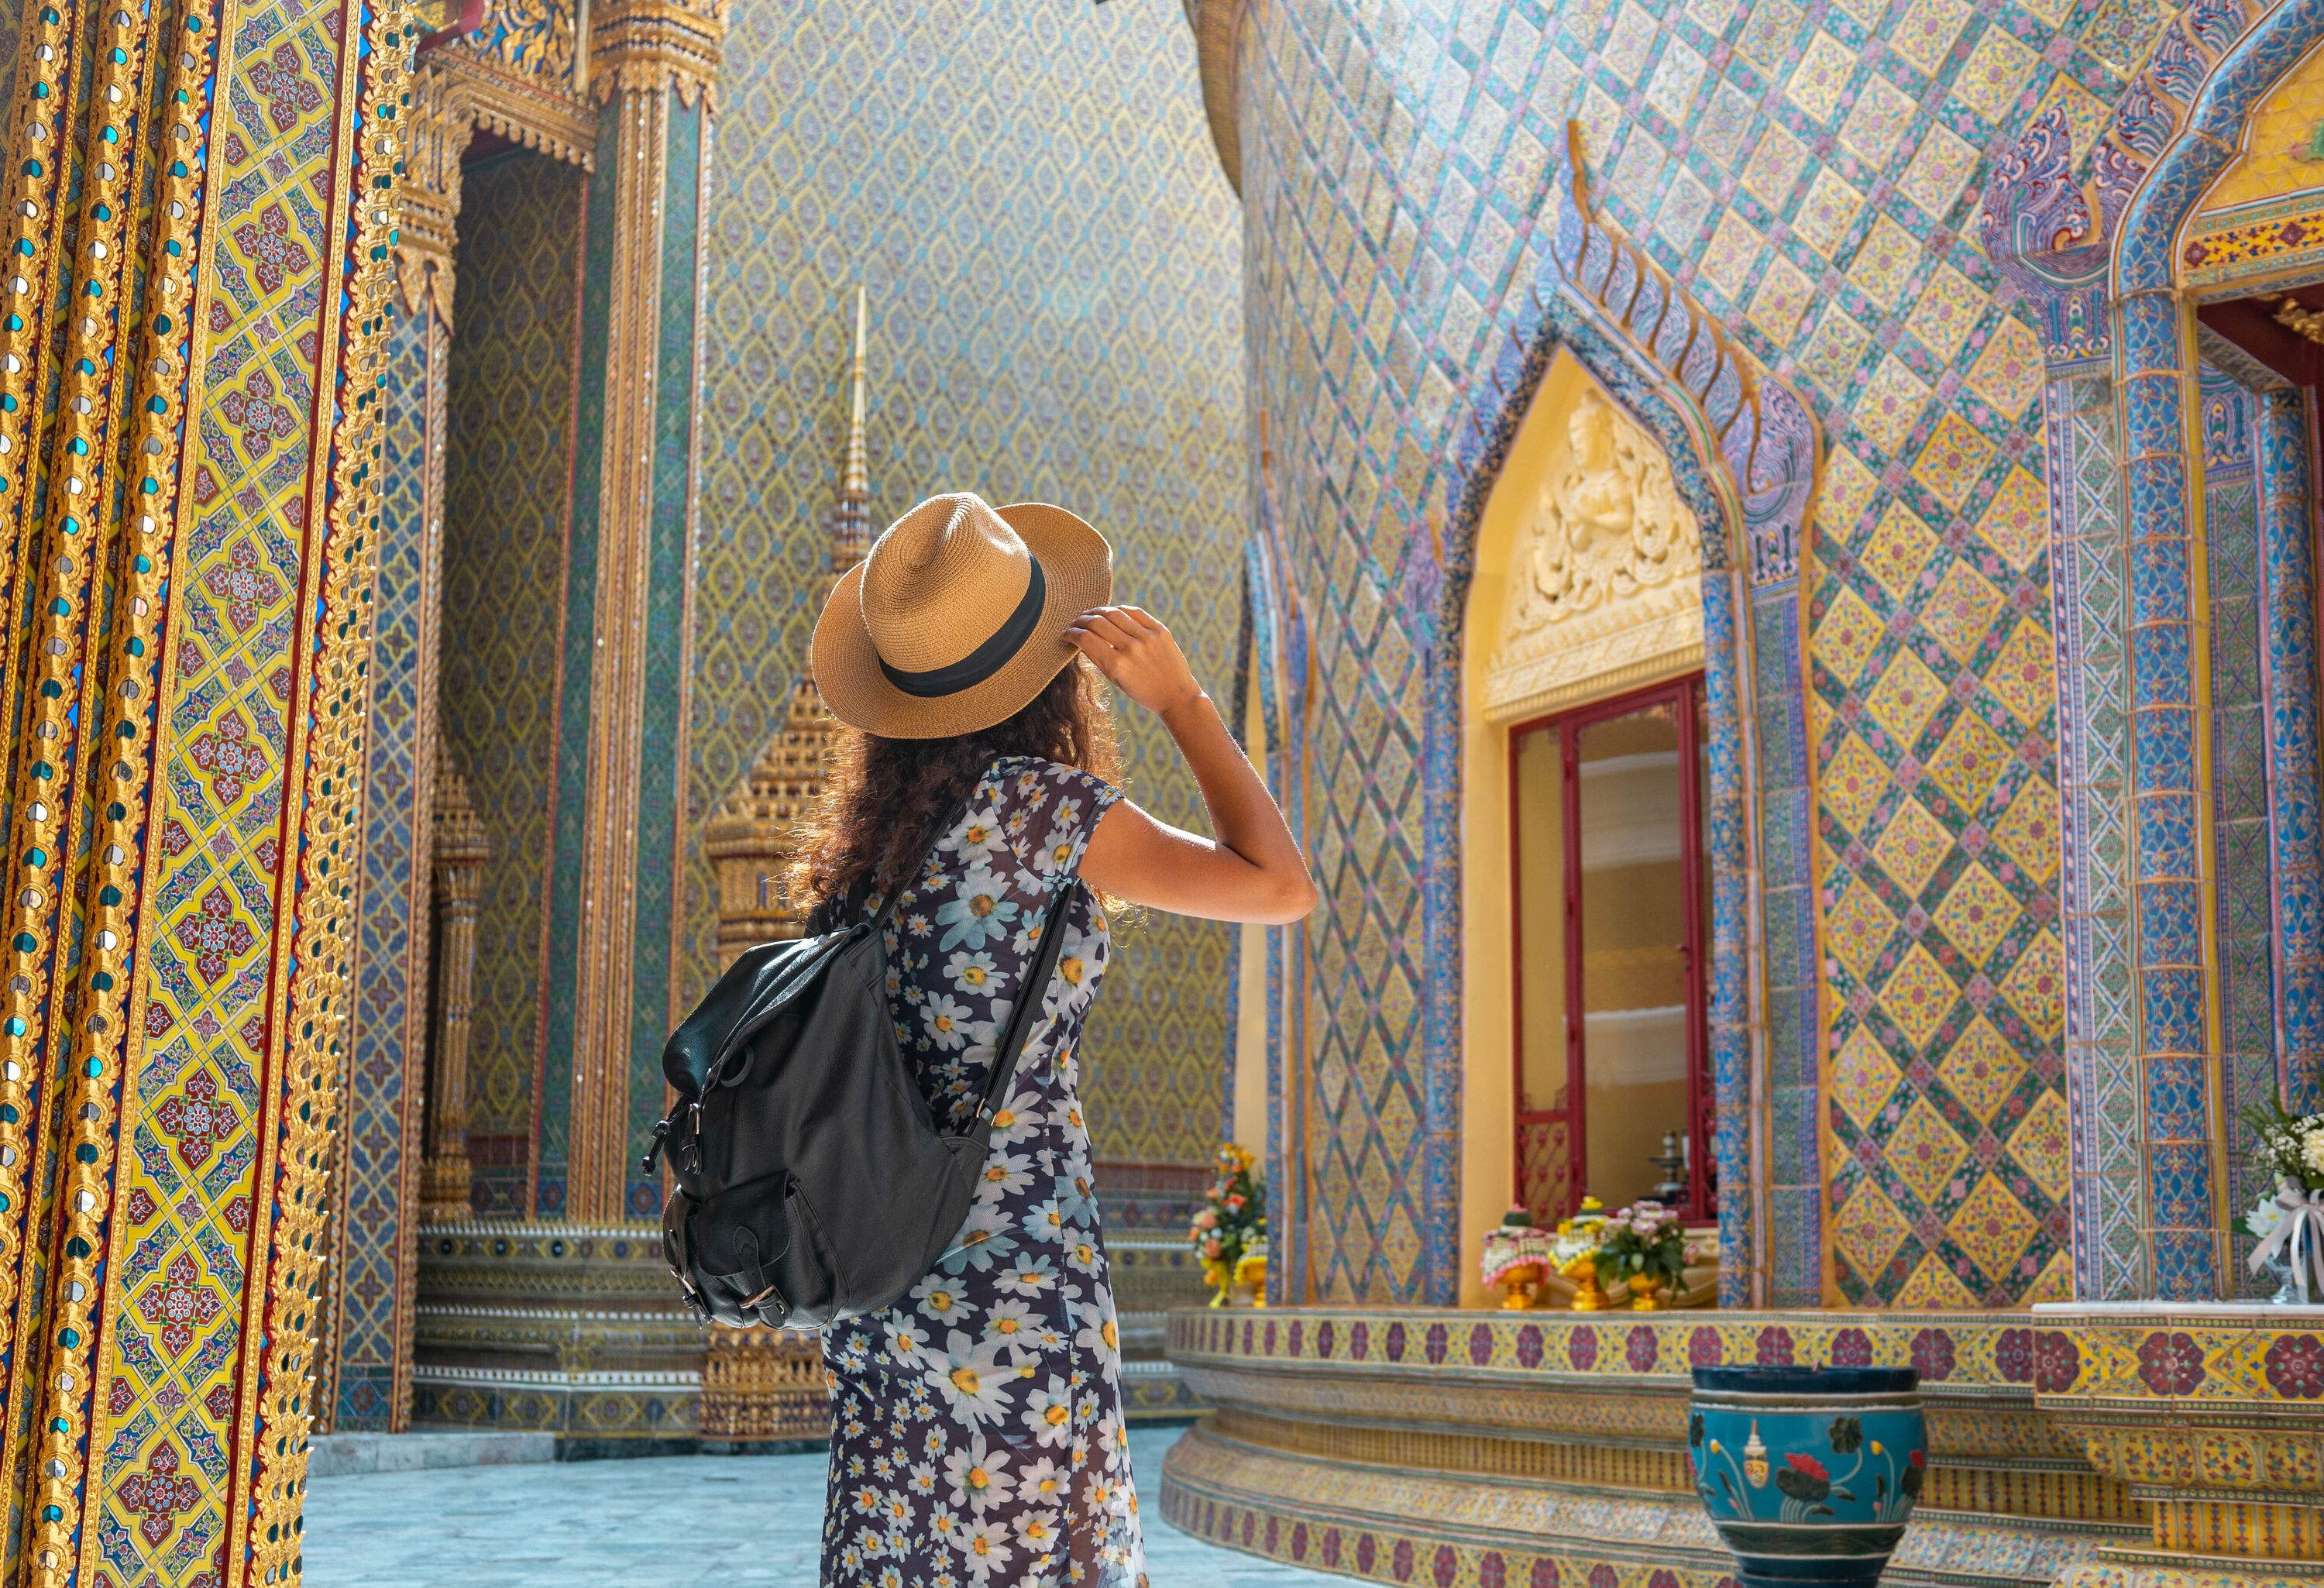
[813,491,1112,738]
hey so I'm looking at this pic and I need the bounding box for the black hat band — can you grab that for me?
[877,559,1048,699]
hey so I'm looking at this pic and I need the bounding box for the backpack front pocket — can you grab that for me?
[689,1174,837,1327]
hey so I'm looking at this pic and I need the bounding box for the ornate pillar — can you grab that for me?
[424,747,491,1222]
[538,0,725,1225]
[2257,387,2324,1115]
[390,21,722,1451]
[1979,108,2150,1301]
[317,48,473,1436]
[0,0,412,1568]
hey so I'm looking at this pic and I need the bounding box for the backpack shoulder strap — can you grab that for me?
[968,880,1078,1126]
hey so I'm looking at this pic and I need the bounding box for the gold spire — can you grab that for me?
[830,284,872,578]
[845,285,869,498]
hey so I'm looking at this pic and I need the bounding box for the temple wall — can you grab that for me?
[1226,0,2177,1306]
[439,150,586,1216]
[686,0,1247,1174]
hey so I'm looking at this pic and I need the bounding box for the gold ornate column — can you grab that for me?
[552,0,727,1225]
[398,57,471,329]
[0,0,413,1566]
[423,747,491,1222]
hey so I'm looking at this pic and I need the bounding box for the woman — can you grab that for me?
[799,492,1315,1588]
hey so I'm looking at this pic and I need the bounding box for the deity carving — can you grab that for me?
[1512,393,1700,632]
[1487,377,1703,719]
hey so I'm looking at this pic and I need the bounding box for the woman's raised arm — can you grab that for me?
[1065,605,1318,926]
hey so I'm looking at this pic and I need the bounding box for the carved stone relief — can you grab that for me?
[1485,380,1704,720]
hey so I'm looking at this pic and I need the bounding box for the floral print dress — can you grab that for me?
[821,756,1146,1588]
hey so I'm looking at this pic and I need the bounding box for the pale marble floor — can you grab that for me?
[304,1425,1339,1587]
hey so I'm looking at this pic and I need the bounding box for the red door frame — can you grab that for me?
[1507,673,1711,1219]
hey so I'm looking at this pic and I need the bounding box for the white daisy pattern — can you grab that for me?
[823,758,1143,1587]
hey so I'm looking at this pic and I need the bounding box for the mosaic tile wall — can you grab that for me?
[689,0,1247,1168]
[1228,0,2136,1304]
[2198,369,2280,1275]
[327,307,439,1431]
[1990,0,2324,1298]
[440,150,586,1216]
[2257,385,2324,1119]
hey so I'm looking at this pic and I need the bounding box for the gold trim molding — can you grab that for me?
[433,46,600,167]
[1488,623,1705,721]
[1185,0,1252,195]
[397,50,597,325]
[590,0,728,107]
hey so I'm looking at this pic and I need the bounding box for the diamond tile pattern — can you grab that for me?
[1933,864,2023,965]
[105,0,363,1569]
[689,1,1246,1167]
[326,307,438,1433]
[1830,1025,1904,1130]
[1886,1098,1971,1207]
[1872,799,1952,902]
[1234,0,2082,1303]
[1939,1017,2029,1126]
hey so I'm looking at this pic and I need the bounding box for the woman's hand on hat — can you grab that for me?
[1063,606,1204,720]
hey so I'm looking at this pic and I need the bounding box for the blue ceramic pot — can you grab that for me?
[1688,1366,1926,1588]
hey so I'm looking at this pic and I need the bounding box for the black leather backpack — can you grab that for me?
[646,868,1074,1330]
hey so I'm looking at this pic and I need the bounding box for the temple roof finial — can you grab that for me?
[830,285,871,577]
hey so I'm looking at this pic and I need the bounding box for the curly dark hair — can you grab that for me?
[794,657,1122,933]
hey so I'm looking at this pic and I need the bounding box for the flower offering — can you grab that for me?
[2244,1097,2324,1303]
[1189,1142,1267,1303]
[1593,1198,1690,1307]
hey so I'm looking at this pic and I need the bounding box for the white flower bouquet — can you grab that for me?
[2244,1097,2324,1304]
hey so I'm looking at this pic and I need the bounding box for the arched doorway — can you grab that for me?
[1455,342,1754,1304]
[1462,353,1716,1236]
